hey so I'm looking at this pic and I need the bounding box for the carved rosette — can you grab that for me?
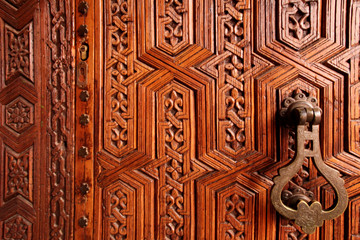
[5,97,34,134]
[4,23,33,83]
[279,0,320,50]
[3,215,31,240]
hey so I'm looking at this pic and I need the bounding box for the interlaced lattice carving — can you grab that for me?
[224,194,246,239]
[157,0,190,55]
[47,0,73,238]
[280,0,320,49]
[109,189,128,239]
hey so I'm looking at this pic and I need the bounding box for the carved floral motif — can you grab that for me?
[219,0,248,156]
[163,89,185,239]
[224,194,246,239]
[225,88,246,151]
[5,147,32,200]
[105,0,134,156]
[5,97,34,133]
[5,24,33,82]
[157,0,189,55]
[165,90,184,151]
[3,215,31,240]
[109,189,128,239]
[280,0,320,49]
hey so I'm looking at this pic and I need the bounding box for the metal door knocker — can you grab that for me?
[271,92,348,234]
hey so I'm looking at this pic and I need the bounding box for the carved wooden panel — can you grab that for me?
[1,0,358,239]
[0,0,75,239]
[83,0,360,239]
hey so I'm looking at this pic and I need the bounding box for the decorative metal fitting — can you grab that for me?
[79,182,90,195]
[78,1,89,15]
[79,90,90,102]
[77,25,88,37]
[78,216,89,228]
[79,44,89,61]
[271,93,348,234]
[78,146,89,158]
[79,114,90,126]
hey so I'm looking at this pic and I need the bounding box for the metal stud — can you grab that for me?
[77,25,88,37]
[79,114,90,126]
[79,90,90,102]
[78,146,89,158]
[78,216,89,228]
[78,1,89,15]
[79,182,90,195]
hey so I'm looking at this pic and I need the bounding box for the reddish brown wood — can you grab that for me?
[1,0,360,239]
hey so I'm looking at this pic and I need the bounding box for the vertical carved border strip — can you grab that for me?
[45,0,74,239]
[0,2,39,239]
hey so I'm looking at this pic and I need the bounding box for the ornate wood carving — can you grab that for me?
[103,182,135,240]
[46,0,74,239]
[156,0,190,55]
[5,97,34,133]
[4,23,33,84]
[4,146,33,201]
[3,215,31,240]
[104,0,152,158]
[156,83,193,239]
[4,0,28,9]
[279,0,320,50]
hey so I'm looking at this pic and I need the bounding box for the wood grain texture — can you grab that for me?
[1,0,360,239]
[88,0,360,239]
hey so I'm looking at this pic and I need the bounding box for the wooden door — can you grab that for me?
[1,0,360,239]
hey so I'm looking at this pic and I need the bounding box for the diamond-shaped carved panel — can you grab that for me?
[4,146,33,202]
[4,23,33,84]
[5,97,34,134]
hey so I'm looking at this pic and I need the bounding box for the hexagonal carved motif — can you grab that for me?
[156,0,190,55]
[279,0,320,50]
[3,215,31,240]
[103,181,135,240]
[5,97,34,133]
